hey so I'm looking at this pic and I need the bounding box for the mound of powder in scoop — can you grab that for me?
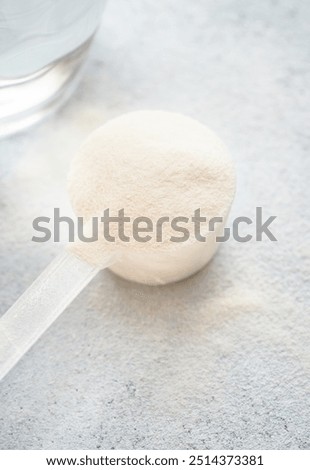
[68,110,235,285]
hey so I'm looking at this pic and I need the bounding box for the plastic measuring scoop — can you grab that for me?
[0,110,236,382]
[0,250,114,381]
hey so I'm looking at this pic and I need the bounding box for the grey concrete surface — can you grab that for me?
[0,0,309,450]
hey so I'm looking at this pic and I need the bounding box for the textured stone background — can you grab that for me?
[0,0,309,449]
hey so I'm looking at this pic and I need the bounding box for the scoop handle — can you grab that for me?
[0,251,106,381]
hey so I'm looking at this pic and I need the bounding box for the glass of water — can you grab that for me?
[0,0,106,136]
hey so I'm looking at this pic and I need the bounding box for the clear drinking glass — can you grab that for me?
[0,0,106,136]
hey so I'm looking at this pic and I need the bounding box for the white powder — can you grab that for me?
[68,110,235,285]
